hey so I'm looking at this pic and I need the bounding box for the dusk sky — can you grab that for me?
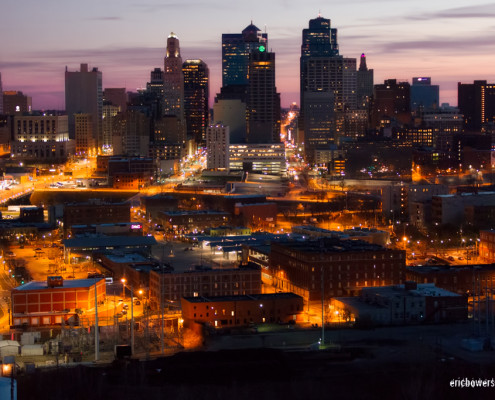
[1,0,494,110]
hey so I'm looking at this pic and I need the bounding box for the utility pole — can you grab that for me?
[321,265,325,347]
[131,285,134,356]
[161,264,165,354]
[94,278,99,362]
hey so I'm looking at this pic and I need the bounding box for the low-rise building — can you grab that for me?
[480,230,495,262]
[406,263,495,295]
[63,200,131,237]
[181,292,304,328]
[159,210,231,234]
[149,263,261,307]
[269,238,405,300]
[11,277,105,328]
[331,282,467,326]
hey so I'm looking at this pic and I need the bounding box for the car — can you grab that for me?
[123,304,129,310]
[135,301,141,306]
[121,310,127,315]
[118,299,124,303]
[458,257,464,260]
[448,256,455,261]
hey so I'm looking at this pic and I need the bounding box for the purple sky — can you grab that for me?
[1,0,495,110]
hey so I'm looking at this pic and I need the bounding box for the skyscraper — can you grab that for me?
[457,80,495,132]
[163,33,183,119]
[65,63,102,145]
[246,48,281,143]
[300,15,357,161]
[222,23,267,88]
[182,59,209,145]
[0,73,3,114]
[356,54,374,109]
[410,77,439,112]
[371,79,411,127]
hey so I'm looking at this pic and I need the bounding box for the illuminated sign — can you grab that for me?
[131,224,142,230]
[259,45,266,52]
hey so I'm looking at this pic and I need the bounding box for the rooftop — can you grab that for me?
[14,278,104,291]
[63,235,157,249]
[362,283,461,298]
[183,292,302,303]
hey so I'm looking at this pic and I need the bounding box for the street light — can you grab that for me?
[121,278,126,299]
[120,279,134,355]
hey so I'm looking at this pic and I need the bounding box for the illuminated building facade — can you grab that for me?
[206,125,230,170]
[149,263,261,306]
[63,201,131,236]
[182,59,209,144]
[65,63,102,144]
[222,23,267,87]
[410,77,439,112]
[246,49,281,143]
[372,79,411,127]
[74,113,95,155]
[163,33,184,119]
[11,114,74,162]
[458,80,495,132]
[269,238,405,300]
[300,16,358,161]
[181,293,304,328]
[2,91,32,115]
[11,277,106,327]
[102,103,119,151]
[229,143,285,175]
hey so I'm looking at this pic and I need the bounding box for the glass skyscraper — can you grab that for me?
[222,23,267,88]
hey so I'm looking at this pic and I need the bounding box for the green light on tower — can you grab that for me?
[259,45,266,52]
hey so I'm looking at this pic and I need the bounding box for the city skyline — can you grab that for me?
[1,0,494,109]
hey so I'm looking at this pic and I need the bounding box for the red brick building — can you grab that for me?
[234,202,277,230]
[159,210,231,234]
[181,292,304,328]
[406,264,495,295]
[11,277,106,327]
[149,263,261,308]
[63,200,130,237]
[479,230,495,262]
[268,238,405,300]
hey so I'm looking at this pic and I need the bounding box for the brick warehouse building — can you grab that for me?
[11,277,106,327]
[181,293,304,328]
[268,238,405,301]
[149,263,261,308]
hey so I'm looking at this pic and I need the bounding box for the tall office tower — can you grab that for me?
[65,63,102,145]
[222,23,268,87]
[0,73,3,114]
[163,33,184,118]
[74,113,95,155]
[246,49,281,143]
[112,109,150,156]
[3,91,32,115]
[371,79,411,128]
[147,68,164,99]
[356,54,374,109]
[300,15,356,161]
[182,59,209,145]
[206,125,230,170]
[410,77,439,112]
[458,80,495,132]
[213,98,246,144]
[102,103,120,151]
[103,88,127,113]
[343,58,357,110]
